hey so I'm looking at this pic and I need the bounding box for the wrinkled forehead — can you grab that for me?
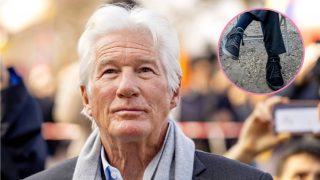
[92,28,164,73]
[94,28,155,54]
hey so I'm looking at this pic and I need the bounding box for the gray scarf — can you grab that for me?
[72,119,195,180]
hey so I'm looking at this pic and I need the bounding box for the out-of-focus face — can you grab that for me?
[81,29,179,142]
[278,153,320,180]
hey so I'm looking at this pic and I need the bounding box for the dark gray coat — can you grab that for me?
[25,150,272,180]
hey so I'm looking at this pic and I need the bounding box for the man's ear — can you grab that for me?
[80,85,92,116]
[170,86,181,109]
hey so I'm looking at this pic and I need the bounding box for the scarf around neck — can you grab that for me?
[72,119,195,180]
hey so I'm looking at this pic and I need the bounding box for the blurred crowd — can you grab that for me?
[1,0,320,179]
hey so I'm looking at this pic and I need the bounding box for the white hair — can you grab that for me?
[78,4,181,92]
[78,4,181,126]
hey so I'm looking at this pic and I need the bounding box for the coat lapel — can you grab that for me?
[192,152,207,180]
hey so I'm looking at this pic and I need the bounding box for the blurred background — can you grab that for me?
[1,0,319,178]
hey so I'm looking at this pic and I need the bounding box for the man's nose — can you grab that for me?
[116,70,139,98]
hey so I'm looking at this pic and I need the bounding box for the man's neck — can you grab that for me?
[100,126,168,180]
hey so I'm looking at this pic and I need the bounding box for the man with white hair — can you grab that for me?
[26,4,272,180]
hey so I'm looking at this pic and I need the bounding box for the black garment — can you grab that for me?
[25,150,273,180]
[248,10,286,57]
[236,13,253,30]
[1,70,47,179]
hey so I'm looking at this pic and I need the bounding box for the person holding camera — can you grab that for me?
[225,96,320,180]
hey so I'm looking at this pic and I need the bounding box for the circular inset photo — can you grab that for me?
[218,8,304,94]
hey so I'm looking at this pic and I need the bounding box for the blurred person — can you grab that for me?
[273,138,320,180]
[222,10,286,90]
[178,56,235,152]
[179,56,213,152]
[180,56,234,122]
[1,66,47,179]
[26,4,272,180]
[27,64,59,157]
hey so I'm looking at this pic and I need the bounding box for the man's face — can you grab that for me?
[278,153,320,180]
[81,29,179,142]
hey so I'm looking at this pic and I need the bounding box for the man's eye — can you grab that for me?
[104,69,118,74]
[139,67,153,73]
[295,172,307,179]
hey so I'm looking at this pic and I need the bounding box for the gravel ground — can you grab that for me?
[219,15,303,94]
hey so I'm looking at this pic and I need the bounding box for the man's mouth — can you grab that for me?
[112,107,146,112]
[111,107,147,117]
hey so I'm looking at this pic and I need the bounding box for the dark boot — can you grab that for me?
[266,57,284,90]
[222,27,245,60]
